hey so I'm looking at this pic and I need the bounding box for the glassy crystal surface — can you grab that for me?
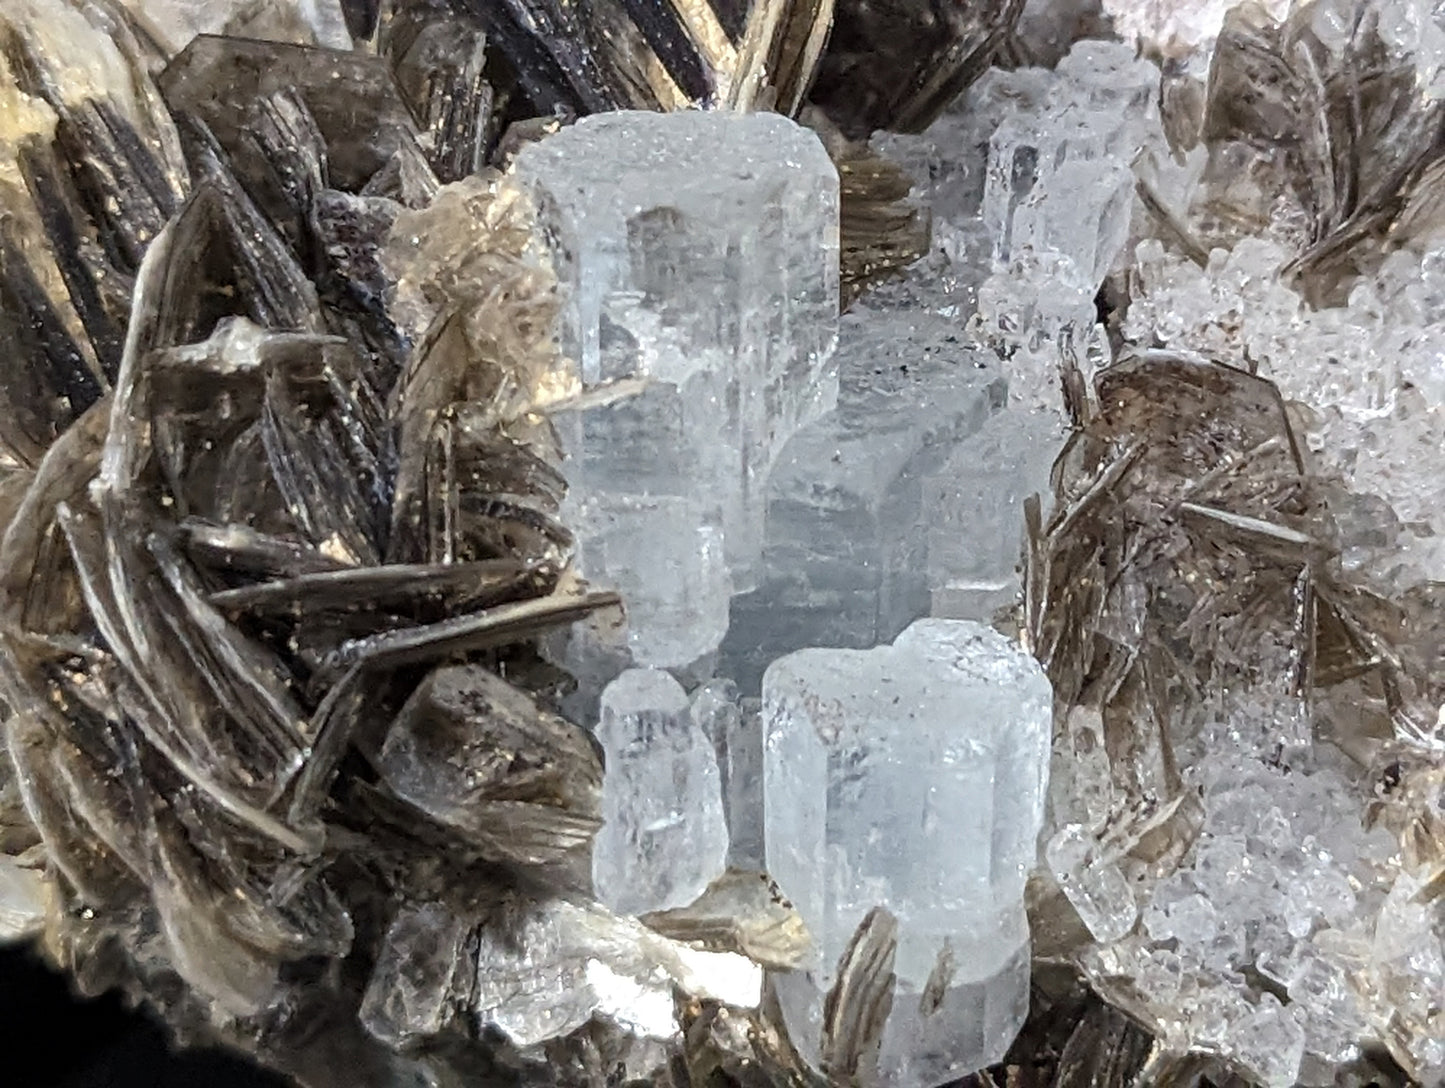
[721,305,1006,691]
[11,1,1445,1084]
[360,902,471,1048]
[763,619,1053,1085]
[926,409,1061,621]
[545,383,733,670]
[593,668,729,915]
[514,110,840,595]
[973,42,1160,393]
[691,681,766,871]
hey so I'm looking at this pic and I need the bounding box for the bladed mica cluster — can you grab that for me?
[0,2,1443,1088]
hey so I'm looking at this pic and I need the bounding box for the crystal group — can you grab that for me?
[8,2,1445,1086]
[722,304,1007,688]
[762,619,1053,1085]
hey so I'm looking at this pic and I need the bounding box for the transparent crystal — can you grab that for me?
[515,110,840,598]
[763,619,1052,1085]
[562,487,730,670]
[721,307,1005,690]
[592,669,729,916]
[1044,825,1138,943]
[926,408,1061,620]
[691,682,766,871]
[973,42,1161,366]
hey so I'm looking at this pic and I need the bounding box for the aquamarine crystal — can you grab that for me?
[763,619,1053,1085]
[593,669,729,915]
[721,304,1005,689]
[514,111,840,668]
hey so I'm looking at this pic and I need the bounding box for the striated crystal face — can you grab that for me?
[513,110,840,583]
[926,409,1060,621]
[763,619,1053,1086]
[721,302,1007,691]
[513,110,839,671]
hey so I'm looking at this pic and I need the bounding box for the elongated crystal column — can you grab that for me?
[514,111,839,671]
[763,619,1052,1086]
[593,669,729,915]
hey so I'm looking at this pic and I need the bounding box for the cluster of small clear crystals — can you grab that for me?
[1085,741,1402,1087]
[1035,3,1445,1083]
[1129,237,1445,585]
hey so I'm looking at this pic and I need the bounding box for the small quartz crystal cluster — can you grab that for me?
[0,1,1442,1088]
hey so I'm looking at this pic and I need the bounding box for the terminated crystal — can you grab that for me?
[360,902,471,1048]
[592,669,729,916]
[721,306,1005,690]
[974,41,1160,373]
[763,619,1053,1085]
[515,110,840,674]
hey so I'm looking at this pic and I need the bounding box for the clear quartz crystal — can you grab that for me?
[592,669,729,916]
[515,110,840,620]
[763,619,1052,1085]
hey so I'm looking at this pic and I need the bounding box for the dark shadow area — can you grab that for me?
[0,945,291,1087]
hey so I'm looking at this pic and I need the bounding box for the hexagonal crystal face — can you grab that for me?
[763,619,1052,1086]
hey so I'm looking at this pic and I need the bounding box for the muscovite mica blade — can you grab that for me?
[446,0,833,115]
[809,0,1024,136]
[0,0,188,463]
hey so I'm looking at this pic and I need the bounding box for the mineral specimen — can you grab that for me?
[592,668,729,915]
[763,618,1053,1086]
[6,1,1445,1086]
[925,410,1058,621]
[721,299,1006,690]
[513,109,839,663]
